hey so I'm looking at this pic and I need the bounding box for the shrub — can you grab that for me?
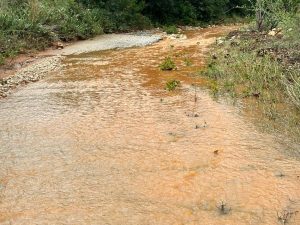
[160,57,176,70]
[163,25,178,34]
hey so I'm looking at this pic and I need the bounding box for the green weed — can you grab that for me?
[166,80,180,91]
[160,57,176,71]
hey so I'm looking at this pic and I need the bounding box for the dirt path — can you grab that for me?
[0,26,299,225]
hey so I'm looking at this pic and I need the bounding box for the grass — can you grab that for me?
[165,80,180,91]
[200,13,300,142]
[0,0,150,65]
[160,57,176,71]
[284,70,300,109]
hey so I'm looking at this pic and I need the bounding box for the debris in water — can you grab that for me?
[217,201,231,215]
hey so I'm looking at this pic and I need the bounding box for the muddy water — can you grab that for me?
[0,27,300,225]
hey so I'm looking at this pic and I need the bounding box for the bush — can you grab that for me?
[160,57,176,70]
[163,25,179,34]
[254,0,300,31]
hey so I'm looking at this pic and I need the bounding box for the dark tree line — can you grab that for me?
[78,0,252,25]
[142,0,251,24]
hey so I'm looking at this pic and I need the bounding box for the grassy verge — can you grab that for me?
[0,0,150,65]
[200,14,300,142]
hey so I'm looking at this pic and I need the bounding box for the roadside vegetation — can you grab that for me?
[0,0,150,64]
[0,0,249,65]
[200,0,300,141]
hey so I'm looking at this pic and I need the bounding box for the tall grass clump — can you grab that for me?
[203,51,285,101]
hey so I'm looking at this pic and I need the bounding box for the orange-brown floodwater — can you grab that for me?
[0,27,300,225]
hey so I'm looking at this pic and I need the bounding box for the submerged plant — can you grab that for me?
[184,57,193,66]
[160,57,176,71]
[165,79,180,91]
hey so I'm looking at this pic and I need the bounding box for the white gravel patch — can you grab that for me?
[0,56,63,98]
[59,34,162,55]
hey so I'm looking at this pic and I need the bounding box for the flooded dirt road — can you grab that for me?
[0,27,300,225]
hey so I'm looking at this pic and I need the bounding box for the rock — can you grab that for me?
[230,35,236,41]
[216,38,224,45]
[52,41,64,49]
[268,30,276,36]
[252,91,260,98]
[0,56,63,99]
[13,63,22,69]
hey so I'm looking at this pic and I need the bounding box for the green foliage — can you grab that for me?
[0,0,150,63]
[142,0,250,25]
[200,12,300,140]
[203,52,285,100]
[0,0,276,64]
[166,79,181,91]
[163,25,179,34]
[253,0,300,31]
[160,57,176,71]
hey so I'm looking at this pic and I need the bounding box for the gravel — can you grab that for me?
[59,33,162,55]
[0,56,63,98]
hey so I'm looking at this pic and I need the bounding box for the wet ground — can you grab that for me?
[0,27,300,225]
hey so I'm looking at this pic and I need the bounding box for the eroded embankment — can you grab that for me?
[0,26,299,225]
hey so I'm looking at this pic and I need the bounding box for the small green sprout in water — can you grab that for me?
[184,57,193,66]
[160,57,176,71]
[165,80,180,91]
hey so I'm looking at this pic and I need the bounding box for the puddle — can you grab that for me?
[0,26,299,225]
